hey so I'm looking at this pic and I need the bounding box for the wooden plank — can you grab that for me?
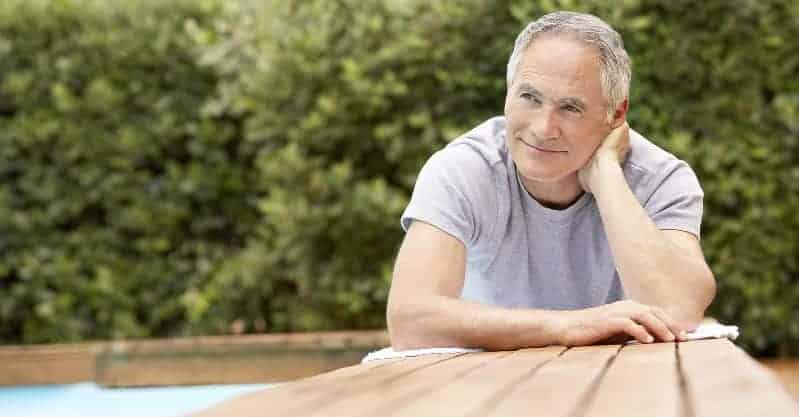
[761,359,799,401]
[387,346,566,416]
[97,347,374,387]
[299,351,511,417]
[0,342,97,385]
[95,330,388,386]
[0,330,388,386]
[680,339,799,417]
[480,344,622,417]
[582,342,680,417]
[188,353,464,417]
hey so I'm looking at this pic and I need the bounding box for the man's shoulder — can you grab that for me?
[625,129,695,183]
[441,116,509,167]
[403,117,510,243]
[624,129,702,204]
[417,116,511,206]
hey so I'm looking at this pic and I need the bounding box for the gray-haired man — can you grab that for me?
[387,11,716,350]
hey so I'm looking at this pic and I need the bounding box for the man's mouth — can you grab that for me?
[519,138,567,153]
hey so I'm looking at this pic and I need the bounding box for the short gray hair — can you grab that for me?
[506,11,631,116]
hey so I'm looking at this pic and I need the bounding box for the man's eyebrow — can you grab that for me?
[517,82,542,96]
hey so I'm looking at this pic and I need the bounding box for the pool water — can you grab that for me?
[0,382,274,417]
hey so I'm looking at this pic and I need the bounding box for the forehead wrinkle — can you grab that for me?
[518,34,601,81]
[512,36,604,106]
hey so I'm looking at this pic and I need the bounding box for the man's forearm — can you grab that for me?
[591,158,714,327]
[389,295,564,351]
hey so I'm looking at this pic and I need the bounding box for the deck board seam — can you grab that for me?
[676,342,697,417]
[368,351,517,417]
[272,353,472,417]
[566,344,624,417]
[459,346,570,417]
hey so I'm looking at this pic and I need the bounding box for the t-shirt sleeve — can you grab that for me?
[400,147,496,248]
[644,160,704,238]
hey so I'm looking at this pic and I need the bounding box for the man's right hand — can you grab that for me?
[557,300,683,346]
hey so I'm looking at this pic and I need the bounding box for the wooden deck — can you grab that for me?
[0,330,389,386]
[189,338,799,417]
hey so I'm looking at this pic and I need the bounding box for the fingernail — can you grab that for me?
[667,334,675,342]
[646,335,654,343]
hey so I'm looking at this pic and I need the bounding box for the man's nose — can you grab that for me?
[531,106,561,140]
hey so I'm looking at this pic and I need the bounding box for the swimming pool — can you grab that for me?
[0,382,274,417]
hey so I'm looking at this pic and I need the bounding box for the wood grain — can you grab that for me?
[302,351,511,417]
[387,346,566,417]
[680,339,799,417]
[582,342,680,417]
[0,342,96,385]
[188,353,462,417]
[480,344,621,417]
[187,338,799,417]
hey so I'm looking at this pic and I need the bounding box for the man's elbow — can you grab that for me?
[387,301,424,351]
[386,298,444,351]
[671,267,717,331]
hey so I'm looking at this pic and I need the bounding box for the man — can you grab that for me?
[386,11,716,350]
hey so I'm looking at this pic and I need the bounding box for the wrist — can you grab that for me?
[589,157,624,198]
[551,309,580,346]
[518,309,572,347]
[594,151,622,170]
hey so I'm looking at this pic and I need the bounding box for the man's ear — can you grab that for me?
[609,98,629,128]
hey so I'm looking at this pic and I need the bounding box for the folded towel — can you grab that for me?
[679,322,739,341]
[362,323,739,363]
[362,347,483,363]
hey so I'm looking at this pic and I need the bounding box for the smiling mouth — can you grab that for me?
[519,138,567,153]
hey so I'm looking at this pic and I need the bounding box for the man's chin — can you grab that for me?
[516,165,573,184]
[516,165,584,200]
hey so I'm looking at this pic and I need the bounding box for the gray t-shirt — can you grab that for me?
[401,116,704,310]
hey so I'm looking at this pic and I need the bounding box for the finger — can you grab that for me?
[633,311,675,342]
[597,333,633,345]
[650,307,682,341]
[613,317,654,344]
[591,317,630,342]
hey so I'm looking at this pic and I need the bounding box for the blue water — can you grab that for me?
[0,382,274,417]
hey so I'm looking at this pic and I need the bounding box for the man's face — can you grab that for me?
[504,35,622,186]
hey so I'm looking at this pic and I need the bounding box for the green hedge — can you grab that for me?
[1,0,797,356]
[0,0,253,341]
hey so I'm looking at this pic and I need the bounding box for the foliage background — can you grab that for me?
[0,0,797,356]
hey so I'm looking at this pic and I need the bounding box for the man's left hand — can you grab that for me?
[578,122,630,194]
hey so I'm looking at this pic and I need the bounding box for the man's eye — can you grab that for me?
[521,93,540,103]
[563,105,582,114]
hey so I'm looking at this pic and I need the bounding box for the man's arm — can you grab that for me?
[579,124,716,331]
[387,220,682,350]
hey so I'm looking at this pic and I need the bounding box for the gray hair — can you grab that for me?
[506,11,631,116]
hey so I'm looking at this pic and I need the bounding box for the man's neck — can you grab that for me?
[519,173,585,210]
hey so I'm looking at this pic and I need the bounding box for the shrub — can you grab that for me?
[0,0,252,342]
[1,0,797,355]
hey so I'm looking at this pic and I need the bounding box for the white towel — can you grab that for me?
[362,323,739,363]
[361,347,483,363]
[625,322,739,345]
[679,322,739,341]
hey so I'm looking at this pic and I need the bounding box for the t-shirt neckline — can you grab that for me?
[513,164,592,223]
